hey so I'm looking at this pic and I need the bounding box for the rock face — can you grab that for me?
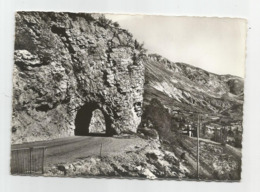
[12,12,145,144]
[88,109,106,134]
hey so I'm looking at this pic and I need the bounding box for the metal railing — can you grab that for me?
[11,146,46,175]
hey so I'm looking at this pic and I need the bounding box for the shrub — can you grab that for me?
[98,15,112,28]
[113,22,120,28]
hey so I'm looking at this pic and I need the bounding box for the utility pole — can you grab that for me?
[100,143,103,157]
[42,147,46,174]
[197,114,200,180]
[29,148,32,174]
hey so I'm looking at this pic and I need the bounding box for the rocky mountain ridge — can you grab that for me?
[143,53,244,122]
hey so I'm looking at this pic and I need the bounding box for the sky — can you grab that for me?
[105,14,247,78]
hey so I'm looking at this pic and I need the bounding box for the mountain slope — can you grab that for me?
[143,53,244,123]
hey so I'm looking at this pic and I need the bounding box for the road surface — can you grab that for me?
[11,136,147,166]
[190,137,242,158]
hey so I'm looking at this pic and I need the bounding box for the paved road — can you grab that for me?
[11,136,147,166]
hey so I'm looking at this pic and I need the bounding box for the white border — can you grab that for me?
[1,0,260,192]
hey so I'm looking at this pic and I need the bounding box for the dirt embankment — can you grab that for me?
[166,136,242,181]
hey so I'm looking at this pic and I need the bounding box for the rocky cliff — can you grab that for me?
[12,12,145,144]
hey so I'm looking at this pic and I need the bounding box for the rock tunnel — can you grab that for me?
[12,12,145,144]
[74,103,115,136]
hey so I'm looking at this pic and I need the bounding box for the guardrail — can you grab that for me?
[11,146,46,175]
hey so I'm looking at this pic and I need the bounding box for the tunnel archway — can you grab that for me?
[74,102,114,136]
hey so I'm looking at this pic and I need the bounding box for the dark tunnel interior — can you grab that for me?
[74,102,114,137]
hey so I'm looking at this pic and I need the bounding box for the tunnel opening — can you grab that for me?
[74,103,113,136]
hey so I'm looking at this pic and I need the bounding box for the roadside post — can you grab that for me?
[197,114,200,179]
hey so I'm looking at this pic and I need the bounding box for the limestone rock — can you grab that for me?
[12,12,145,144]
